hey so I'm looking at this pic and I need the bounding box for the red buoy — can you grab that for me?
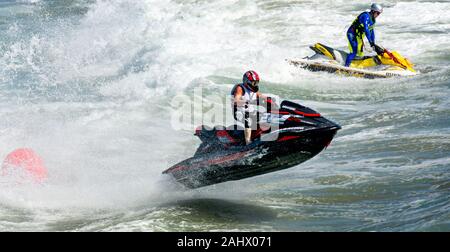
[2,148,48,182]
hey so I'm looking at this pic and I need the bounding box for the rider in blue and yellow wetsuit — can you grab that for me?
[345,3,384,67]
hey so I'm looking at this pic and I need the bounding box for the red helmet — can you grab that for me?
[243,70,260,92]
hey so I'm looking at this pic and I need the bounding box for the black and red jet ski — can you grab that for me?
[163,100,341,188]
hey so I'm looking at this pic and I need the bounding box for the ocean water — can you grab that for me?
[0,0,448,231]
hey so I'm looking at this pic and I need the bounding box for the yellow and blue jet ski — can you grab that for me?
[288,43,417,79]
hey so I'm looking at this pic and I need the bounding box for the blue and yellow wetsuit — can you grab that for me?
[345,12,376,67]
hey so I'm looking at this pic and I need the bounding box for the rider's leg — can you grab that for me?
[345,32,359,67]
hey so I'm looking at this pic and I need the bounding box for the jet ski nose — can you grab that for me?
[311,118,341,135]
[313,116,341,131]
[327,122,341,132]
[330,121,342,130]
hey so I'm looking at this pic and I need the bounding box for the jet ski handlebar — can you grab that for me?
[244,96,279,112]
[374,44,385,55]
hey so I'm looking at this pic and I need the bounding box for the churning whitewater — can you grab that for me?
[0,0,449,231]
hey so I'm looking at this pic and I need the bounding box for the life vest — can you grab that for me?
[231,83,258,116]
[350,12,376,38]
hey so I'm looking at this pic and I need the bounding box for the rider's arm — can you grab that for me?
[257,92,276,106]
[257,92,274,105]
[360,13,375,46]
[256,92,267,100]
[233,86,247,106]
[257,92,277,111]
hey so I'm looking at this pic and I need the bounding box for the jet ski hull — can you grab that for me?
[289,43,417,79]
[163,127,339,188]
[163,100,340,189]
[288,59,416,79]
